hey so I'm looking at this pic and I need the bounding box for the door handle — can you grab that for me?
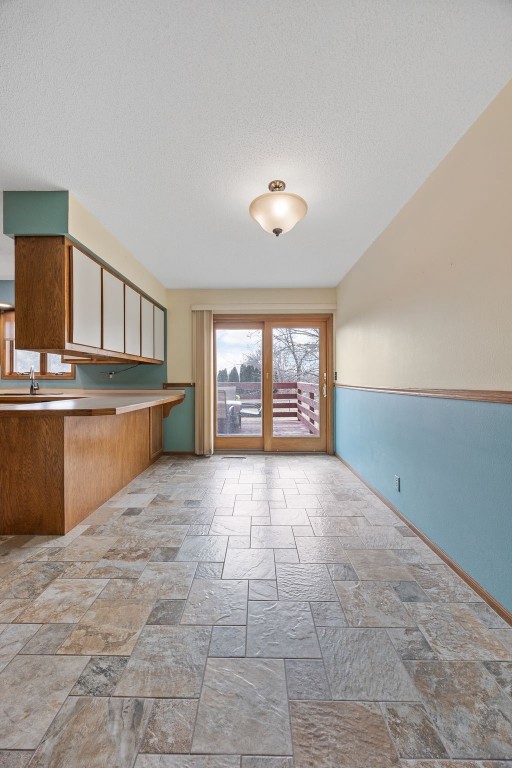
[322,384,327,398]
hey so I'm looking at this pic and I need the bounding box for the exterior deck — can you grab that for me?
[233,415,315,438]
[217,381,320,438]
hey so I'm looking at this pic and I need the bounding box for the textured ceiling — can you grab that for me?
[0,0,511,288]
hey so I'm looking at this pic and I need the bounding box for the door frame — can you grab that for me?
[213,314,334,454]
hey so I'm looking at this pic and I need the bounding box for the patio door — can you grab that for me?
[214,316,332,452]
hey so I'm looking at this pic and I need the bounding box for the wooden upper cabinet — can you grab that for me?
[71,247,102,349]
[102,270,125,353]
[124,286,141,357]
[13,236,165,364]
[154,306,165,362]
[141,297,154,359]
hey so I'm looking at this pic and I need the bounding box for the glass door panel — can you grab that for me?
[215,327,263,438]
[271,327,320,439]
[214,316,330,453]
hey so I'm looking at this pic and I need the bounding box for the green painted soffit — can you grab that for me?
[3,189,115,279]
[3,189,166,311]
[3,191,70,237]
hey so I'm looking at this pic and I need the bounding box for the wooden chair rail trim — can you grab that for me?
[163,382,196,388]
[336,453,512,627]
[335,383,512,405]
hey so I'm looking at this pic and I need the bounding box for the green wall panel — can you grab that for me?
[3,191,69,237]
[164,387,195,452]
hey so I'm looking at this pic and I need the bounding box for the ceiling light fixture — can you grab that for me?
[249,180,307,237]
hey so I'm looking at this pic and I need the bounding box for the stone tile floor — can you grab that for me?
[0,453,511,767]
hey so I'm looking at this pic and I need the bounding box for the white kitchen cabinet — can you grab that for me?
[125,286,141,356]
[154,306,165,362]
[102,270,125,353]
[15,237,165,364]
[141,297,154,359]
[71,247,101,348]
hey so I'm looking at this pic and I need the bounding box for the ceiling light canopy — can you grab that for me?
[249,180,307,237]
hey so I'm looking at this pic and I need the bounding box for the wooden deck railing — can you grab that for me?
[296,381,320,436]
[228,380,320,436]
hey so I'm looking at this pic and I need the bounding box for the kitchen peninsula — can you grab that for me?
[0,389,184,535]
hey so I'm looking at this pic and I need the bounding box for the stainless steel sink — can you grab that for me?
[0,392,64,396]
[0,393,82,405]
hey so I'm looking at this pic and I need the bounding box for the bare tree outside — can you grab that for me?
[272,327,319,383]
[244,328,319,383]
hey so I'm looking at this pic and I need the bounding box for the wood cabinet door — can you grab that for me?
[125,286,141,356]
[71,247,102,348]
[102,270,125,353]
[141,297,154,359]
[154,306,165,362]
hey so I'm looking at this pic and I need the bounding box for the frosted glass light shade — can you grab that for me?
[249,189,307,236]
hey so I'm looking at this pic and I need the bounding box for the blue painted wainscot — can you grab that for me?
[335,385,512,614]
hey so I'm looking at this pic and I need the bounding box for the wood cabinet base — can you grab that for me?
[0,408,161,535]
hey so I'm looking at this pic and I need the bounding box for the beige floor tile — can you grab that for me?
[0,623,40,671]
[192,658,292,755]
[335,580,416,628]
[20,623,74,654]
[0,599,32,623]
[17,579,107,624]
[140,699,198,753]
[28,696,152,767]
[1,455,509,767]
[295,536,348,563]
[58,598,153,655]
[0,751,33,767]
[41,536,118,562]
[181,579,247,625]
[210,516,251,536]
[318,627,420,701]
[135,756,240,767]
[276,563,337,601]
[253,525,296,549]
[247,600,320,658]
[0,563,67,600]
[0,655,89,749]
[405,603,510,661]
[222,549,275,579]
[381,702,449,759]
[309,517,355,536]
[131,562,197,599]
[405,661,512,758]
[290,700,399,768]
[115,625,211,697]
[175,536,228,563]
[348,550,414,581]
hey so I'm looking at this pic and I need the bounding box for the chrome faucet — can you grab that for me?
[29,366,40,395]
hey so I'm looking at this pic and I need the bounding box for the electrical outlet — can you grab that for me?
[394,475,400,492]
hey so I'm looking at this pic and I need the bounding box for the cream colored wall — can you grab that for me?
[336,79,512,390]
[68,197,167,306]
[166,288,337,381]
